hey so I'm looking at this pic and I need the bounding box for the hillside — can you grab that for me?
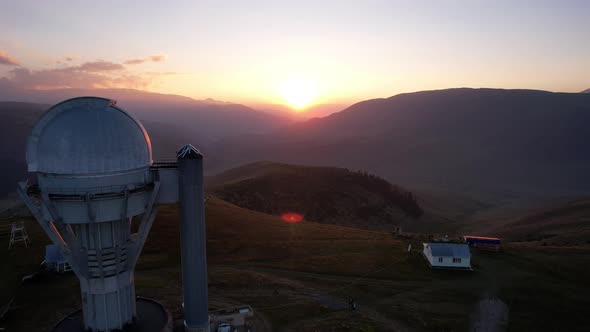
[208,88,590,197]
[3,197,590,331]
[148,198,395,264]
[210,162,422,230]
[1,197,400,331]
[488,199,590,246]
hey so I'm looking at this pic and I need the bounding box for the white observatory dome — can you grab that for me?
[26,97,152,174]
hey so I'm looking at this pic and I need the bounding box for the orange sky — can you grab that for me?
[1,1,589,110]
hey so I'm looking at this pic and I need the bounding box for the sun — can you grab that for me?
[280,79,317,111]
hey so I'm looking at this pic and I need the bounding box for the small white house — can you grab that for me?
[422,242,471,270]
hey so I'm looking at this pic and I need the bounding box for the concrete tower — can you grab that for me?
[177,145,209,331]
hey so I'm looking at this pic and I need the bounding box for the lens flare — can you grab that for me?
[281,212,304,223]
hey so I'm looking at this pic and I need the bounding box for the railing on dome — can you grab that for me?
[26,183,154,198]
[25,160,179,196]
[152,160,178,168]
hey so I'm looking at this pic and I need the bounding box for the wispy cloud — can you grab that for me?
[146,71,179,76]
[148,55,167,62]
[2,62,150,90]
[7,67,143,89]
[124,54,167,65]
[64,55,79,62]
[0,54,171,90]
[0,50,19,66]
[77,60,125,72]
[124,58,145,65]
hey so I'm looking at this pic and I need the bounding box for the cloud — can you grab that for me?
[124,54,167,65]
[0,50,19,66]
[77,60,125,72]
[0,56,169,91]
[148,55,167,62]
[146,71,179,76]
[124,58,145,65]
[2,63,151,90]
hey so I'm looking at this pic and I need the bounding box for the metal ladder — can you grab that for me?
[8,221,30,249]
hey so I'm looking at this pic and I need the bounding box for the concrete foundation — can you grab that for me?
[51,297,171,332]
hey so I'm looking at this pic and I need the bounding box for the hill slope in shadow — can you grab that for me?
[209,162,422,230]
[486,198,590,246]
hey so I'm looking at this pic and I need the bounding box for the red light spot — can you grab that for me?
[281,212,304,223]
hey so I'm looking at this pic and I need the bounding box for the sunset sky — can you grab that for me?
[1,0,589,109]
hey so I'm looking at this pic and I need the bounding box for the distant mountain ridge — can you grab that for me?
[0,95,289,194]
[0,86,293,146]
[3,87,590,200]
[581,88,590,93]
[208,88,590,195]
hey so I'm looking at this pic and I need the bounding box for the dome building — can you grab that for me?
[18,97,171,332]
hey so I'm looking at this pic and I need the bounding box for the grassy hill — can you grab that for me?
[0,198,400,331]
[209,162,422,230]
[2,197,590,331]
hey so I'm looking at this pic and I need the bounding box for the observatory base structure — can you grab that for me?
[18,97,209,332]
[52,297,171,332]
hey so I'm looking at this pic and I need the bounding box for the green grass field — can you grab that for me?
[1,198,590,331]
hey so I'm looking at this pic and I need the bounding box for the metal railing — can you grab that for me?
[26,183,154,198]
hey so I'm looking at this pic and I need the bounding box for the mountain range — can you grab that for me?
[0,87,290,194]
[208,88,590,196]
[1,87,590,203]
[0,86,292,148]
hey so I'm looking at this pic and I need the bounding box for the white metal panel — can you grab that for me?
[27,97,152,174]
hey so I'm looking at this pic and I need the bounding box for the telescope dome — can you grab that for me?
[26,97,152,174]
